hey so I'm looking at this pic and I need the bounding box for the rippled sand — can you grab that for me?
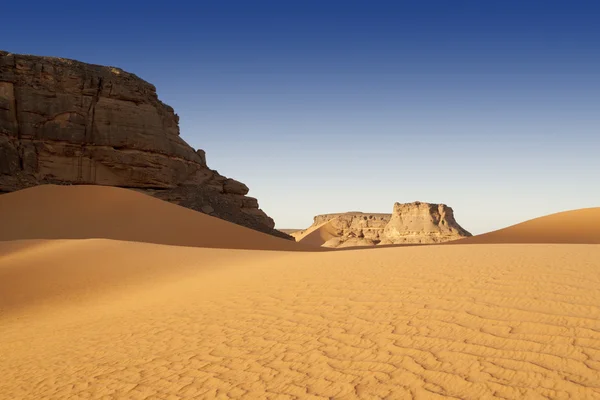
[1,186,599,399]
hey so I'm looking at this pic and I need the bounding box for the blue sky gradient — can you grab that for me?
[3,1,599,233]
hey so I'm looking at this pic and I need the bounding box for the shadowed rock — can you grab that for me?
[0,50,290,239]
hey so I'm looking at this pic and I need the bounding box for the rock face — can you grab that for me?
[381,202,471,244]
[0,50,289,239]
[298,202,471,247]
[308,213,391,243]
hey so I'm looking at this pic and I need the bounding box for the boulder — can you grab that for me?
[223,179,249,195]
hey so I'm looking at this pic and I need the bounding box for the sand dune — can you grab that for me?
[1,239,599,399]
[2,186,600,398]
[0,239,286,313]
[455,207,600,245]
[0,185,318,251]
[4,185,594,251]
[278,228,302,235]
[294,219,340,246]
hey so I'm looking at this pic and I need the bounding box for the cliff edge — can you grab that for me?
[0,50,289,239]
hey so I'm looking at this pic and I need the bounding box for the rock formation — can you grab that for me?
[296,202,471,247]
[0,50,289,239]
[381,202,471,244]
[293,213,390,245]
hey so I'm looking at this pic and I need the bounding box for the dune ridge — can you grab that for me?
[2,185,599,251]
[293,219,341,246]
[0,185,319,251]
[455,207,600,245]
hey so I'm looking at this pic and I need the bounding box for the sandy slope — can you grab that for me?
[293,219,342,246]
[0,185,318,251]
[1,239,600,399]
[279,229,302,235]
[454,207,600,245]
[2,186,600,398]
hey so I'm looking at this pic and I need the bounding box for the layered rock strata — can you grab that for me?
[297,202,471,247]
[0,50,288,239]
[380,202,472,244]
[307,213,391,245]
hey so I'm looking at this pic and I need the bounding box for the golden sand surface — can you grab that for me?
[293,220,340,246]
[1,186,600,399]
[455,207,600,245]
[0,185,316,251]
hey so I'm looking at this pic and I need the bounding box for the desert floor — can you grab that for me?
[1,186,599,399]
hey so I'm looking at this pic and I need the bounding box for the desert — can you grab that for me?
[2,5,600,398]
[1,186,600,399]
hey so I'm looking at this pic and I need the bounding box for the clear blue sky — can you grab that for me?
[3,1,599,233]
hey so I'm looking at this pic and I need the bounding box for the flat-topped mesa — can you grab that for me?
[0,50,289,239]
[296,202,471,247]
[381,201,471,244]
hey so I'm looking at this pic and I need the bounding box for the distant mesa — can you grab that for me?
[294,202,472,248]
[382,202,472,244]
[0,50,289,239]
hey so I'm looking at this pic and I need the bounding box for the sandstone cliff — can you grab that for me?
[294,213,391,245]
[0,50,288,239]
[296,202,471,247]
[381,202,471,244]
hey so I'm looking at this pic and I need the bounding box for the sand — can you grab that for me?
[0,185,318,251]
[294,219,341,246]
[279,229,303,235]
[1,186,600,399]
[454,207,600,244]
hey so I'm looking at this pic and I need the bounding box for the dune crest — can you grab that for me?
[294,219,341,246]
[455,207,600,244]
[0,184,316,251]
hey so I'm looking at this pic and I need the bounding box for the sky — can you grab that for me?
[3,1,599,233]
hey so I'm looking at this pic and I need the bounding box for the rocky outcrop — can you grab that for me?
[381,202,471,244]
[323,237,378,248]
[297,202,471,247]
[302,213,391,242]
[0,50,289,239]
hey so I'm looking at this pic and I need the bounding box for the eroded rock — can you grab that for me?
[0,50,289,239]
[298,202,471,247]
[382,202,471,244]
